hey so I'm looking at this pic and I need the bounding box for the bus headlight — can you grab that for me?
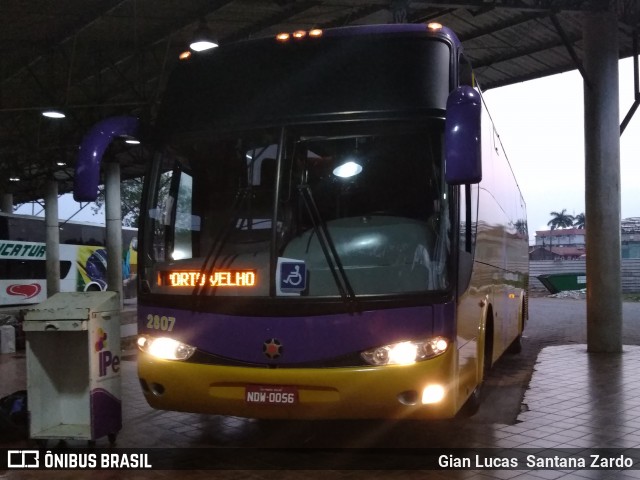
[361,337,449,366]
[137,335,196,361]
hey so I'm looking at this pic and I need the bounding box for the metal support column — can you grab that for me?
[583,8,622,352]
[105,161,123,305]
[44,180,60,296]
[0,193,13,213]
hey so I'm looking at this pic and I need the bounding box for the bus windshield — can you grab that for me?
[145,120,451,298]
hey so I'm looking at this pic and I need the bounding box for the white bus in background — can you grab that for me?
[0,212,137,306]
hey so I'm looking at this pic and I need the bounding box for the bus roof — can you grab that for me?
[156,25,456,136]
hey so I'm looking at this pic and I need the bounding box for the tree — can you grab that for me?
[547,209,575,255]
[92,177,143,227]
[547,209,575,230]
[573,212,585,229]
[514,219,528,239]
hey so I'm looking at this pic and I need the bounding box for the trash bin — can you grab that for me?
[23,291,121,445]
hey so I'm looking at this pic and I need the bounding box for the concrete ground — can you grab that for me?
[2,297,640,479]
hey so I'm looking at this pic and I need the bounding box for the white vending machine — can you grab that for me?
[23,291,121,444]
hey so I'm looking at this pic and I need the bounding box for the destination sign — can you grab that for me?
[162,270,256,288]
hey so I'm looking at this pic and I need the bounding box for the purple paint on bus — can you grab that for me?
[444,85,482,185]
[139,303,455,364]
[323,24,462,50]
[74,116,139,202]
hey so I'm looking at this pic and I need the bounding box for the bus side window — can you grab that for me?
[458,55,474,87]
[148,170,174,262]
[458,184,475,294]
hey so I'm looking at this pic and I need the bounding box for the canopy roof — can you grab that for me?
[0,0,637,204]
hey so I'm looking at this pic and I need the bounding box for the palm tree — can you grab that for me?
[548,209,575,230]
[547,209,575,255]
[574,212,585,229]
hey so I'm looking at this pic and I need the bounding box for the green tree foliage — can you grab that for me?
[92,177,143,227]
[547,209,575,230]
[573,212,585,229]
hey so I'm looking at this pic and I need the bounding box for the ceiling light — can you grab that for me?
[190,19,218,52]
[42,110,65,119]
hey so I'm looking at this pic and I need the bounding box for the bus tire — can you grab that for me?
[506,335,522,354]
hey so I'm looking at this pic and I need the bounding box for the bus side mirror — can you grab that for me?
[444,86,481,185]
[73,116,139,202]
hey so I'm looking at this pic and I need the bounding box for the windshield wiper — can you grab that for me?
[191,187,249,300]
[298,184,358,308]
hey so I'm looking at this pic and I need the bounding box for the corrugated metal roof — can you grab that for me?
[0,0,638,204]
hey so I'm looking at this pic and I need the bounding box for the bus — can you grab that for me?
[75,23,528,419]
[0,212,138,306]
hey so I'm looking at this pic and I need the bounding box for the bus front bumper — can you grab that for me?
[137,348,458,420]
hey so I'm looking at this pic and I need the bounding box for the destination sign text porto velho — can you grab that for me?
[161,270,256,288]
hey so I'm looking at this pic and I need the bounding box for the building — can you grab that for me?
[531,217,640,259]
[532,228,586,260]
[622,217,640,258]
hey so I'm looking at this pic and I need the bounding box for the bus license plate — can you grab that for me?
[245,385,298,405]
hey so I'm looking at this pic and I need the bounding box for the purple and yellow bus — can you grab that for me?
[75,23,528,419]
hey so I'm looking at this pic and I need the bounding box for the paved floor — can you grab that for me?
[2,298,640,479]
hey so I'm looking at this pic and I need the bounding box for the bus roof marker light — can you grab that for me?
[333,160,363,179]
[179,50,192,60]
[427,22,443,31]
[276,32,290,42]
[189,19,218,52]
[293,30,307,39]
[309,29,323,38]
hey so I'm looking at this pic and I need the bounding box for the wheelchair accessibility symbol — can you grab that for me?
[279,260,306,293]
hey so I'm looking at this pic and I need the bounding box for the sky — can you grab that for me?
[14,58,640,245]
[484,57,640,244]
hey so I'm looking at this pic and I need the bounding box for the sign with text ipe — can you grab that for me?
[277,258,306,295]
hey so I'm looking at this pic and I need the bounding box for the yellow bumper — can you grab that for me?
[137,347,458,420]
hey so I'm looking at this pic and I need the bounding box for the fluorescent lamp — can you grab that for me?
[42,110,65,119]
[190,20,218,52]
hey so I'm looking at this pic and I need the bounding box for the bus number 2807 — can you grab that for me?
[146,314,176,332]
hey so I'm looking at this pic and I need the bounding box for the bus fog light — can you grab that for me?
[421,385,445,404]
[361,337,449,366]
[138,335,196,361]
